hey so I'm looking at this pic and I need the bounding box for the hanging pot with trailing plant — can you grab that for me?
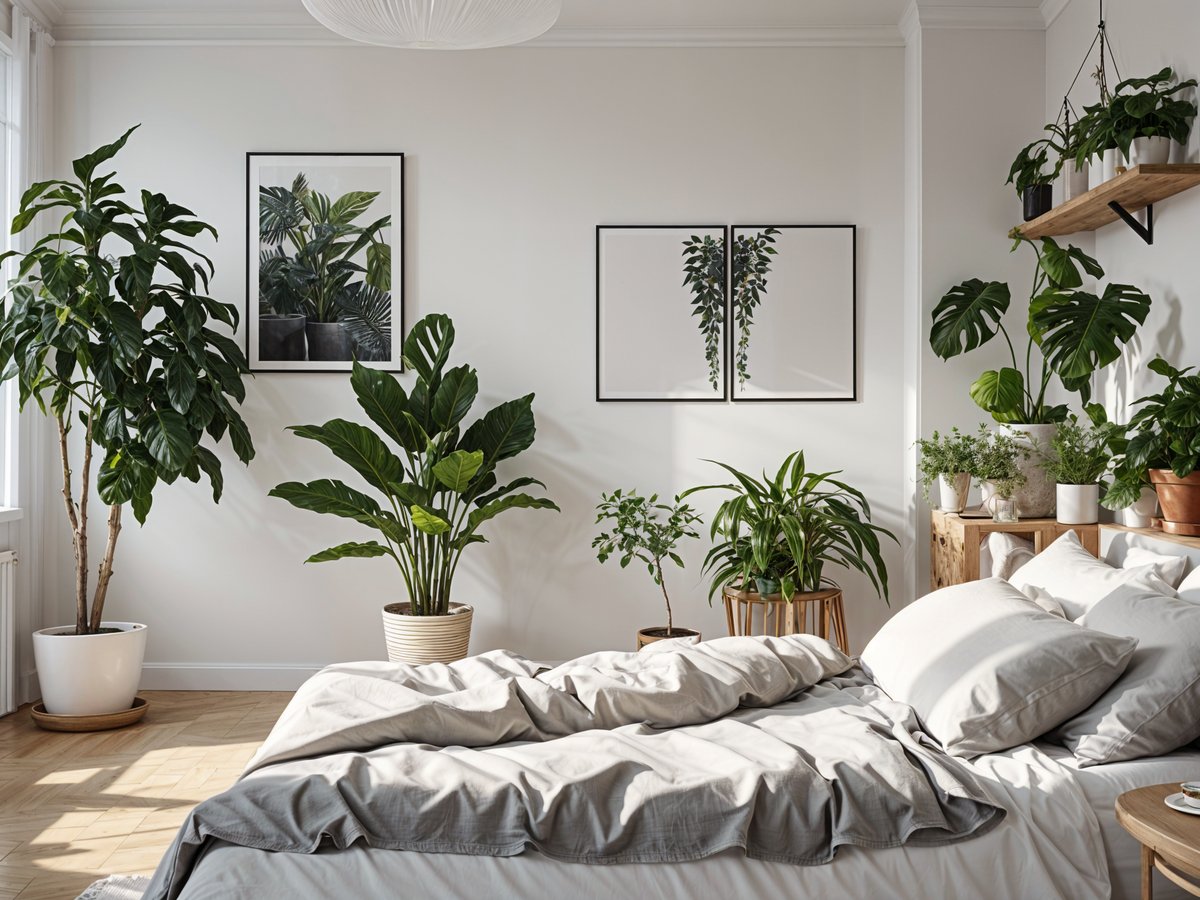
[272,314,559,666]
[0,127,255,721]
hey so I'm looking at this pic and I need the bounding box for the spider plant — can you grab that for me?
[682,451,896,604]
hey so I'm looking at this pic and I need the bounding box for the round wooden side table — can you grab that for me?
[1116,783,1200,899]
[721,586,848,653]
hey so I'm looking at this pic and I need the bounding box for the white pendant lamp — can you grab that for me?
[300,0,563,50]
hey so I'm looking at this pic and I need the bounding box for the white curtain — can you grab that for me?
[12,4,54,238]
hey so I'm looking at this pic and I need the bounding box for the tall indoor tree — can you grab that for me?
[0,126,255,634]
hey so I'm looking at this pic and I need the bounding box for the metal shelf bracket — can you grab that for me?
[1107,200,1154,244]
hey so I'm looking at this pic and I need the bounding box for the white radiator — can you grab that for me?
[0,551,16,716]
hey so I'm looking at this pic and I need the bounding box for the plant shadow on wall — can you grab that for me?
[270,314,559,665]
[0,126,254,715]
[258,172,393,363]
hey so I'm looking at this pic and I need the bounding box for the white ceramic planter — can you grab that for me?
[382,602,473,665]
[1121,486,1160,529]
[938,473,971,513]
[1057,483,1100,525]
[1062,160,1089,201]
[1001,423,1058,518]
[1128,135,1172,166]
[1088,148,1123,186]
[32,622,147,716]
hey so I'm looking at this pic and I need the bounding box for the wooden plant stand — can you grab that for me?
[722,586,848,654]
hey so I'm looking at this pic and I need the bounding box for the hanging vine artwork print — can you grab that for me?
[731,227,780,389]
[596,226,728,401]
[246,152,404,372]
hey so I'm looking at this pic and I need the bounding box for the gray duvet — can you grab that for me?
[145,635,1004,900]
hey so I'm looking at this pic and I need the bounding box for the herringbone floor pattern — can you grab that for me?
[0,691,291,899]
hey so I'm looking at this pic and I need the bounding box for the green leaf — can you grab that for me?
[164,355,197,413]
[307,541,392,563]
[288,419,406,493]
[142,408,192,472]
[1038,239,1104,289]
[410,505,451,535]
[466,492,559,533]
[1033,284,1152,381]
[929,279,1011,360]
[402,313,454,387]
[430,364,478,432]
[328,191,379,225]
[72,125,139,184]
[970,368,1026,418]
[460,394,536,464]
[432,449,484,493]
[349,361,427,453]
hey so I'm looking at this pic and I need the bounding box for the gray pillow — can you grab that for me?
[1052,582,1200,766]
[861,578,1138,758]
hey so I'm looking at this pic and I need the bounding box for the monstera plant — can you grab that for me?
[0,126,255,716]
[271,314,559,664]
[930,235,1151,424]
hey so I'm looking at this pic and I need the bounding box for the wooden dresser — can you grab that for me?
[930,509,1100,591]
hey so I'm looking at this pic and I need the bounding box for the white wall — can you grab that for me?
[49,44,907,682]
[1046,0,1200,420]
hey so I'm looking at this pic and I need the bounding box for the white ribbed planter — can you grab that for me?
[938,473,971,513]
[381,602,473,665]
[32,622,147,716]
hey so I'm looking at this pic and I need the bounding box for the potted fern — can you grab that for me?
[0,127,254,719]
[271,313,558,664]
[592,489,702,649]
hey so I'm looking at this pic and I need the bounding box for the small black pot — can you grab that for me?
[1022,184,1053,222]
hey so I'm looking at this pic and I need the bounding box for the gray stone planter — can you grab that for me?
[305,321,353,362]
[259,314,306,361]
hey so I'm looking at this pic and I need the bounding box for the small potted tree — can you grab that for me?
[593,489,702,649]
[1043,415,1117,525]
[916,427,977,512]
[271,314,558,664]
[972,427,1028,523]
[0,127,255,721]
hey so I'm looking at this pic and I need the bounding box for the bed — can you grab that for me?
[141,527,1200,900]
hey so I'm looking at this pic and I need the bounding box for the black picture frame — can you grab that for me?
[728,224,857,403]
[246,151,405,373]
[595,224,730,403]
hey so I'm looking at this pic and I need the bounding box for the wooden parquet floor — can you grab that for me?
[0,690,292,899]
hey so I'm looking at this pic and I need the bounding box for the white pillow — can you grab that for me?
[1175,566,1200,603]
[1122,546,1188,589]
[1008,530,1169,620]
[861,578,1137,758]
[1022,584,1066,618]
[985,532,1035,580]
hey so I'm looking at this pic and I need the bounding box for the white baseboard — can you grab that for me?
[138,662,321,691]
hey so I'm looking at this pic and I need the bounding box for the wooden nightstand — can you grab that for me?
[1116,784,1200,898]
[929,509,1100,590]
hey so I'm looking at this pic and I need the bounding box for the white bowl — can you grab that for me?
[1180,782,1200,808]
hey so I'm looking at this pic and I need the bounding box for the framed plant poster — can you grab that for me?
[596,225,728,401]
[729,225,856,401]
[246,152,404,372]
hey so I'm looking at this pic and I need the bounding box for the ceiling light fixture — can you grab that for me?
[300,0,563,50]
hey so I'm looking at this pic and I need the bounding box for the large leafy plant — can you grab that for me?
[1107,67,1198,158]
[0,126,254,635]
[682,452,896,604]
[259,173,392,360]
[681,234,725,392]
[730,227,779,389]
[592,489,701,635]
[930,235,1150,423]
[1102,357,1200,509]
[270,314,559,616]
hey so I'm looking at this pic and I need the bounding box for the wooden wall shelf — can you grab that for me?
[1018,164,1200,244]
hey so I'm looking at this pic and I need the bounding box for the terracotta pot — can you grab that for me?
[636,626,700,651]
[381,602,473,665]
[1148,469,1200,536]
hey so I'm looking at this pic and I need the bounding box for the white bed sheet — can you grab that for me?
[1037,741,1200,900]
[174,740,1110,900]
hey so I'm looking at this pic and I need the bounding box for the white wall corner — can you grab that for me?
[899,2,922,45]
[1040,0,1072,28]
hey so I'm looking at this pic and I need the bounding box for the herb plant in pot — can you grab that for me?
[0,127,255,718]
[931,235,1151,517]
[1109,67,1198,166]
[1102,357,1200,535]
[271,314,558,665]
[1042,415,1117,525]
[971,427,1028,523]
[592,489,702,649]
[683,452,896,647]
[1007,140,1058,221]
[915,427,976,513]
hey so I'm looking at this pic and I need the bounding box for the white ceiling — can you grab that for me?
[27,0,1059,45]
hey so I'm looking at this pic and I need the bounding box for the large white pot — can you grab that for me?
[1057,483,1100,525]
[1121,486,1160,529]
[1062,159,1089,201]
[938,472,971,513]
[1128,135,1172,166]
[1001,423,1057,518]
[382,602,473,665]
[32,622,147,716]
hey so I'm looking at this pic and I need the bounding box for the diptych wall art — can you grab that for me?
[246,152,404,372]
[595,224,855,402]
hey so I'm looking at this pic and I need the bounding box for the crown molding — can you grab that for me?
[529,26,904,48]
[1040,0,1072,28]
[13,0,63,33]
[909,6,1047,32]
